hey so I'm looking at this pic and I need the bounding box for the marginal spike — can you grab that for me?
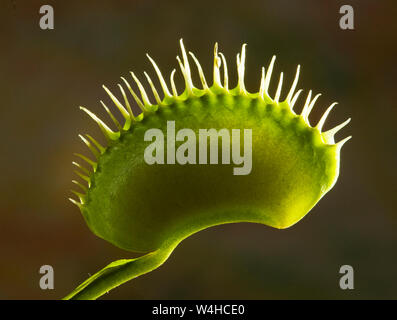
[120,76,146,112]
[74,170,90,184]
[69,197,82,208]
[170,69,178,97]
[237,44,247,94]
[80,107,119,141]
[336,135,352,150]
[100,100,122,131]
[176,55,194,95]
[79,134,100,158]
[219,52,229,91]
[236,54,240,80]
[304,93,321,125]
[117,84,134,123]
[179,39,193,92]
[144,72,162,105]
[72,161,90,175]
[286,65,300,103]
[85,134,105,154]
[146,54,172,98]
[323,118,351,144]
[259,67,265,99]
[290,89,302,111]
[317,102,338,132]
[130,72,152,107]
[189,51,209,91]
[264,55,276,97]
[102,85,130,121]
[179,39,192,78]
[74,153,97,171]
[213,42,222,88]
[71,190,85,204]
[301,90,313,120]
[72,180,87,192]
[274,72,283,103]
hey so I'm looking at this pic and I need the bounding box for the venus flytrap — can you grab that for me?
[66,40,351,300]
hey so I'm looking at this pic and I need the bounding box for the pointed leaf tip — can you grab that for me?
[323,117,351,144]
[69,197,82,208]
[79,106,119,141]
[337,135,352,149]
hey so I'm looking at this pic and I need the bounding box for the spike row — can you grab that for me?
[81,39,350,141]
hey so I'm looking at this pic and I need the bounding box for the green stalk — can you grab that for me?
[63,243,178,300]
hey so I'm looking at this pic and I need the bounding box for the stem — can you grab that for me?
[63,243,178,300]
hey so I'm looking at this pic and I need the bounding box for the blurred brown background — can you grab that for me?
[0,0,396,299]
